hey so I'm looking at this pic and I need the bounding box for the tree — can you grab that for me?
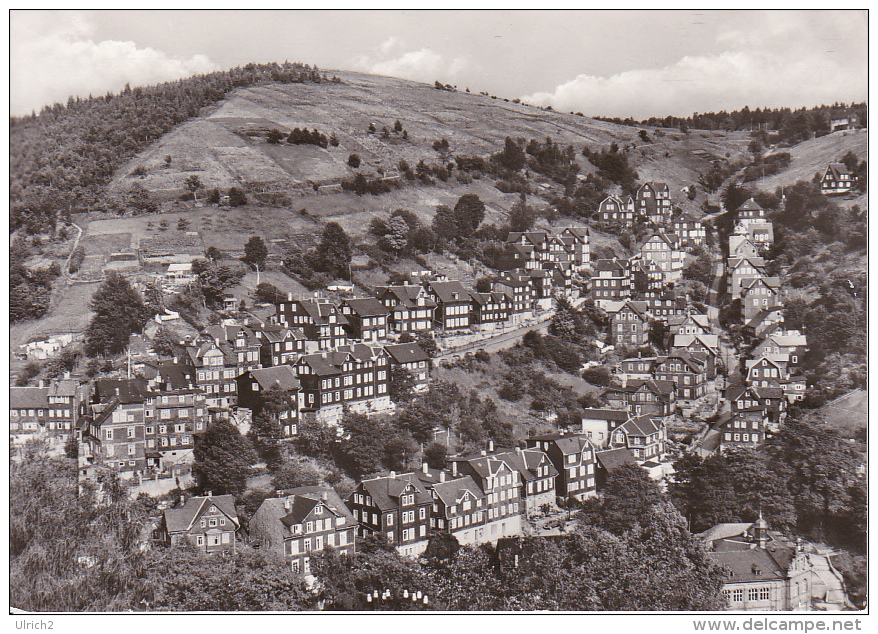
[315,222,352,278]
[85,271,149,357]
[416,333,439,358]
[254,282,283,304]
[453,194,486,235]
[423,442,447,469]
[207,188,220,204]
[389,365,416,403]
[205,246,223,262]
[184,175,203,201]
[151,326,180,357]
[577,463,664,534]
[508,200,536,233]
[431,204,459,242]
[193,419,257,495]
[271,461,320,491]
[228,187,247,207]
[347,153,361,168]
[266,129,285,144]
[384,216,410,255]
[495,136,526,171]
[64,433,79,459]
[394,120,403,133]
[242,235,268,269]
[648,319,668,351]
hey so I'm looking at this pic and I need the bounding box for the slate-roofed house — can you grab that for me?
[594,447,638,488]
[603,378,677,417]
[636,182,672,226]
[729,233,759,259]
[145,360,206,467]
[236,366,301,438]
[416,469,488,547]
[557,227,591,270]
[752,330,808,375]
[373,284,437,333]
[82,378,150,474]
[742,306,785,340]
[384,342,431,393]
[272,296,349,351]
[735,198,768,225]
[340,297,389,344]
[597,195,634,228]
[347,473,433,557]
[609,415,666,461]
[698,516,850,611]
[672,213,706,248]
[249,486,356,574]
[470,290,512,330]
[652,352,707,401]
[524,432,596,502]
[719,387,768,450]
[608,300,651,347]
[446,451,523,539]
[184,340,231,408]
[638,231,684,282]
[157,494,240,552]
[746,356,806,403]
[670,333,720,379]
[423,279,474,331]
[251,324,307,367]
[820,162,853,195]
[578,408,630,448]
[630,258,665,296]
[741,277,781,322]
[493,447,558,517]
[10,386,51,436]
[727,256,767,297]
[590,258,631,307]
[494,270,534,319]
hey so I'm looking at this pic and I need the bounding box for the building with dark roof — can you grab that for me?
[820,163,853,195]
[373,284,437,334]
[340,297,389,343]
[423,280,474,330]
[493,447,558,517]
[249,486,356,574]
[236,366,301,438]
[383,342,431,393]
[524,432,596,502]
[579,408,630,448]
[609,414,666,461]
[157,494,240,552]
[272,296,349,350]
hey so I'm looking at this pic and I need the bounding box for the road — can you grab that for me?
[436,314,553,360]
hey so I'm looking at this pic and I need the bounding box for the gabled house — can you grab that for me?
[670,333,720,379]
[630,258,664,296]
[636,182,672,226]
[729,233,759,259]
[720,387,768,450]
[524,432,596,502]
[470,291,512,330]
[594,447,638,488]
[272,297,349,351]
[617,355,656,380]
[419,470,488,547]
[557,227,590,270]
[652,352,707,401]
[698,516,850,611]
[10,386,51,437]
[608,300,651,347]
[249,486,356,574]
[235,366,301,438]
[157,494,240,552]
[498,242,540,271]
[609,415,666,462]
[339,297,389,344]
[493,447,558,517]
[668,312,711,337]
[423,280,474,331]
[598,196,634,228]
[578,408,630,448]
[494,270,534,320]
[820,162,853,195]
[638,231,684,282]
[603,378,676,416]
[746,356,806,403]
[184,340,231,408]
[735,198,768,226]
[727,256,767,297]
[373,284,437,334]
[752,330,808,374]
[741,277,781,322]
[734,220,775,252]
[742,307,785,340]
[347,473,433,557]
[384,342,431,394]
[145,361,207,467]
[641,292,687,318]
[671,213,706,248]
[446,452,523,538]
[251,325,307,367]
[590,258,631,307]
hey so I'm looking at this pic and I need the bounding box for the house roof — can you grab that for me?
[360,475,431,510]
[163,495,239,534]
[155,361,198,391]
[246,366,301,391]
[430,475,485,507]
[618,415,663,437]
[48,379,78,398]
[560,227,589,241]
[374,285,437,310]
[580,408,630,422]
[384,342,430,365]
[93,379,150,404]
[426,280,473,304]
[595,447,637,471]
[273,486,355,524]
[493,448,558,482]
[10,387,50,409]
[610,300,650,321]
[742,276,781,292]
[342,297,389,317]
[593,258,627,274]
[826,162,851,178]
[736,198,764,213]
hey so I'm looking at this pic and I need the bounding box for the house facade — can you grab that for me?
[423,280,474,331]
[340,297,389,344]
[272,297,349,351]
[373,284,437,333]
[157,494,240,552]
[609,300,651,347]
[235,366,301,438]
[609,415,666,461]
[638,231,684,282]
[524,433,596,502]
[384,342,432,394]
[820,163,853,195]
[591,259,632,308]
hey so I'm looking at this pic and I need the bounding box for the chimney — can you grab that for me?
[179,494,186,507]
[206,490,212,497]
[64,371,71,380]
[439,471,446,483]
[451,461,458,477]
[390,471,396,478]
[321,491,328,501]
[422,462,429,474]
[480,450,487,456]
[621,376,628,388]
[515,446,523,455]
[287,292,293,301]
[284,497,292,511]
[488,440,494,453]
[38,379,45,388]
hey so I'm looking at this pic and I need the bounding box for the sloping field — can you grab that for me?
[815,389,868,433]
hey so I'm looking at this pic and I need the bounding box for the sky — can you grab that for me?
[9,10,868,119]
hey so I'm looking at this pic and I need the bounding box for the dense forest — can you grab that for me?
[596,102,867,145]
[9,61,329,233]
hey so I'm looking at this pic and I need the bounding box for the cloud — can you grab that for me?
[522,11,866,119]
[10,11,217,116]
[353,37,470,85]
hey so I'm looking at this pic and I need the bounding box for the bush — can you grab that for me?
[582,367,612,386]
[347,153,361,168]
[68,246,85,274]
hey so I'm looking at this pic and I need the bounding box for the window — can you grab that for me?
[386,514,393,526]
[209,518,217,527]
[306,521,313,533]
[196,535,204,546]
[419,507,427,520]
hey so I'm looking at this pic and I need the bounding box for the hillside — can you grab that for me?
[110,70,753,226]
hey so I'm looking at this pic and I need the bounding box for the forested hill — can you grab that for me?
[9,62,333,232]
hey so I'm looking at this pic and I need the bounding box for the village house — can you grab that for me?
[671,213,706,248]
[373,284,437,334]
[729,233,759,259]
[667,312,711,337]
[446,450,524,539]
[412,466,489,547]
[498,242,540,271]
[743,307,786,340]
[630,258,665,296]
[590,258,632,308]
[184,339,234,409]
[638,231,684,283]
[423,279,474,331]
[741,277,782,322]
[608,299,652,347]
[597,195,635,228]
[145,361,207,468]
[578,408,630,448]
[719,387,769,450]
[250,486,356,574]
[557,227,591,270]
[670,333,720,379]
[593,447,638,488]
[752,329,808,375]
[735,198,769,226]
[641,292,687,319]
[820,162,854,195]
[347,473,433,557]
[494,270,535,321]
[339,297,389,344]
[294,344,391,425]
[470,290,512,331]
[733,220,775,253]
[493,447,558,517]
[727,256,767,297]
[609,414,666,462]
[745,356,806,403]
[699,516,850,611]
[10,385,51,437]
[82,379,150,474]
[603,378,677,417]
[235,366,301,438]
[652,352,707,401]
[524,432,596,502]
[251,324,307,367]
[635,182,673,226]
[384,342,432,394]
[617,354,656,380]
[272,296,349,351]
[507,232,552,268]
[156,494,240,553]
